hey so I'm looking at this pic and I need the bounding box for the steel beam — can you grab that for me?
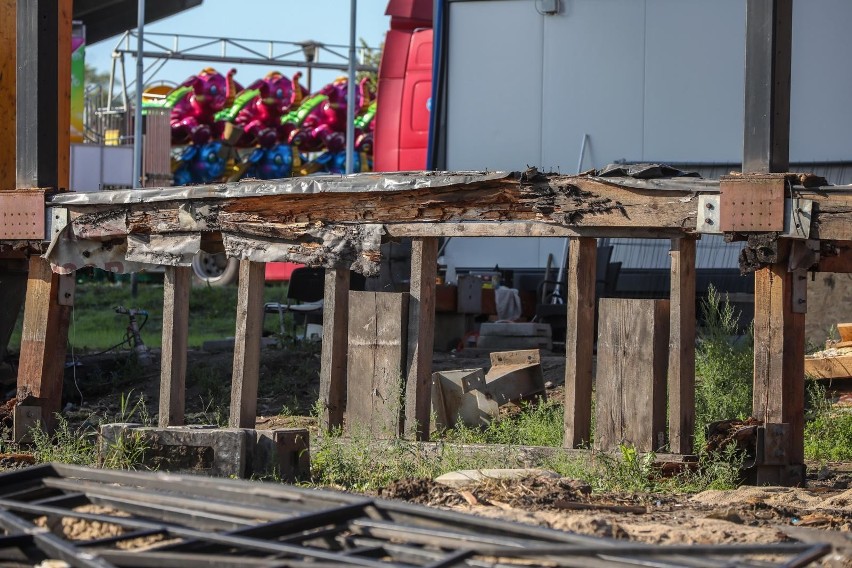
[743,0,792,173]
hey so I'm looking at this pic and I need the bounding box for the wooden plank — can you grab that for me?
[16,256,72,431]
[668,237,696,454]
[158,266,190,427]
[228,260,266,429]
[805,354,852,380]
[0,0,14,190]
[318,268,350,430]
[563,237,596,448]
[405,237,438,440]
[347,291,409,437]
[595,299,670,453]
[753,241,806,465]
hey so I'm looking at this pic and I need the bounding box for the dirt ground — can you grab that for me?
[2,346,851,563]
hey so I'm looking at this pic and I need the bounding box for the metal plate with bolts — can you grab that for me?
[13,405,42,444]
[696,195,721,234]
[719,177,785,232]
[0,190,46,239]
[784,198,812,239]
[45,206,68,240]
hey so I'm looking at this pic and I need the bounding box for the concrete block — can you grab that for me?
[253,428,310,482]
[98,424,254,478]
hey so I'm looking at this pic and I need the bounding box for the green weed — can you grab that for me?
[804,382,852,462]
[694,286,754,448]
[29,416,97,466]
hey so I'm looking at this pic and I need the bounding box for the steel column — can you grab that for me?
[743,0,792,173]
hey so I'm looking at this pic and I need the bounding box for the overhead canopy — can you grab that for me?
[73,0,203,44]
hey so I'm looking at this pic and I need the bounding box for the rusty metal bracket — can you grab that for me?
[57,272,75,306]
[13,404,42,444]
[756,423,790,466]
[783,197,812,239]
[0,190,46,240]
[719,176,785,232]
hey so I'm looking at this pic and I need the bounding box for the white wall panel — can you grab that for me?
[541,0,646,170]
[643,0,744,163]
[790,0,852,162]
[446,1,543,171]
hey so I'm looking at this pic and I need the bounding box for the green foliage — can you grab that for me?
[694,286,754,447]
[438,398,564,447]
[804,382,852,462]
[30,417,97,466]
[101,430,148,470]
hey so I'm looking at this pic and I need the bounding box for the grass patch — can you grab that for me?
[804,382,852,462]
[438,398,564,447]
[694,286,754,448]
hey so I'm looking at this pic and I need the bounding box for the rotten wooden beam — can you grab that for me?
[76,175,705,240]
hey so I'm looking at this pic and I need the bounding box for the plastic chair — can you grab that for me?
[264,267,326,340]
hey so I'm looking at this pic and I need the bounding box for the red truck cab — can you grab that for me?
[374,0,433,172]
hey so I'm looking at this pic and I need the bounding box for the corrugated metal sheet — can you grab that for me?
[606,235,743,271]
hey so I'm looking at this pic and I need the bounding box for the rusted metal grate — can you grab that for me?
[0,464,830,567]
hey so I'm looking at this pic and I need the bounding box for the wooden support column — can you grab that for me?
[753,241,805,467]
[229,260,266,429]
[563,237,596,448]
[405,237,438,440]
[15,0,73,434]
[668,236,696,455]
[159,266,190,427]
[319,268,350,430]
[17,256,72,430]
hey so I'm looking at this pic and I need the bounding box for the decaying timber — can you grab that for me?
[42,169,852,276]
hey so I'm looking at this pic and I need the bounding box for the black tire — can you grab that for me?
[191,252,240,286]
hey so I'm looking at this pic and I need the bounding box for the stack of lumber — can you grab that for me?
[804,323,852,380]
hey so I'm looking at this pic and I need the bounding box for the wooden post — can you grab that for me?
[319,268,350,430]
[668,236,696,454]
[595,299,670,452]
[229,260,266,429]
[159,266,190,427]
[753,241,805,468]
[563,237,596,448]
[0,0,14,189]
[15,0,73,434]
[404,237,438,440]
[17,256,72,430]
